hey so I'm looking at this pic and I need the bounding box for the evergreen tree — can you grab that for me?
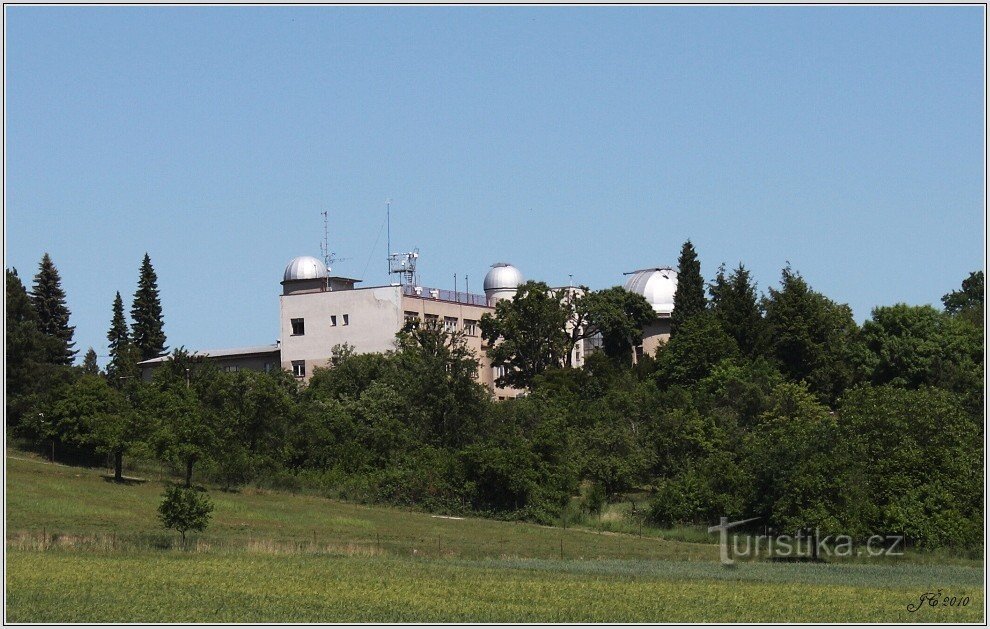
[130,253,168,360]
[106,291,138,384]
[6,268,51,425]
[709,263,768,357]
[670,240,706,336]
[82,348,100,375]
[30,253,77,365]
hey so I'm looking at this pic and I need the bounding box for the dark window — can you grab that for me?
[330,315,337,327]
[342,314,349,326]
[291,360,306,378]
[291,318,305,335]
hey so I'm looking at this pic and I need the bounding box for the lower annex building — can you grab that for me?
[138,254,679,398]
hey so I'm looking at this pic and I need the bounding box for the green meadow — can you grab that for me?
[5,453,984,622]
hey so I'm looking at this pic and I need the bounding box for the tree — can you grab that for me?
[81,348,100,375]
[106,291,139,385]
[581,287,656,363]
[158,485,213,545]
[710,263,769,358]
[480,281,571,388]
[46,374,144,481]
[6,268,53,426]
[763,266,859,403]
[30,253,77,365]
[131,253,167,360]
[146,360,215,487]
[655,311,740,387]
[942,270,983,328]
[670,240,707,336]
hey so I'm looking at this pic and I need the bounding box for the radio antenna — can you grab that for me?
[385,198,393,279]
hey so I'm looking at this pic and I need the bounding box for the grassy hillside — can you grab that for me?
[5,452,985,622]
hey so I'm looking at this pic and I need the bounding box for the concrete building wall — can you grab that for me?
[640,317,672,358]
[279,285,404,379]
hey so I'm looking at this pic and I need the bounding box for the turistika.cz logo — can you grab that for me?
[707,517,904,566]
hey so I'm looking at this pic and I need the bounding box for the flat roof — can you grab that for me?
[137,344,280,366]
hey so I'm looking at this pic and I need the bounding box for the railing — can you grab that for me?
[402,284,490,307]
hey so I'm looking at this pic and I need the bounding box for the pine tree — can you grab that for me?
[130,253,168,361]
[30,253,77,365]
[710,263,768,357]
[82,348,100,375]
[670,240,707,336]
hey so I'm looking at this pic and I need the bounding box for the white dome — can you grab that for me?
[623,267,678,316]
[484,262,524,292]
[283,256,328,282]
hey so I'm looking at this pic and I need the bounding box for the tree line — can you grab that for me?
[5,245,984,549]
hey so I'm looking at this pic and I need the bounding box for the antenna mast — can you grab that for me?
[386,198,392,280]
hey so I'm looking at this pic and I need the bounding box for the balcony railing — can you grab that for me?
[402,284,490,307]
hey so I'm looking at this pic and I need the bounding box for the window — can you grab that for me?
[222,365,239,373]
[424,314,439,326]
[404,311,420,328]
[290,318,305,336]
[330,315,337,327]
[463,319,478,336]
[444,317,458,332]
[263,362,275,373]
[291,360,306,378]
[342,314,349,326]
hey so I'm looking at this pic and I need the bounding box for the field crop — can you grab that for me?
[5,452,985,622]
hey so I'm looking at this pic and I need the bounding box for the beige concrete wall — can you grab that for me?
[641,317,672,358]
[400,294,523,399]
[279,286,404,379]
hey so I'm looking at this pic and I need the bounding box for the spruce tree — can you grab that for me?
[106,291,133,383]
[82,348,100,375]
[6,268,50,425]
[130,254,168,361]
[30,253,77,365]
[710,263,768,357]
[670,240,707,336]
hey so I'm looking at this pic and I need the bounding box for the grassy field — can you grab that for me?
[5,451,985,622]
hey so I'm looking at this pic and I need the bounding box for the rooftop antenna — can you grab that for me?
[320,210,340,274]
[386,198,392,280]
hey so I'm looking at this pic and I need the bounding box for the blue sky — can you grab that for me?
[5,7,985,364]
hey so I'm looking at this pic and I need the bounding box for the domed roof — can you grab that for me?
[283,256,328,282]
[623,267,678,315]
[484,262,524,292]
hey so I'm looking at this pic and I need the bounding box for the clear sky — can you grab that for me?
[5,6,985,365]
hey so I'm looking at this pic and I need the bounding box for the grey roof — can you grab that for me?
[483,262,524,291]
[137,344,280,366]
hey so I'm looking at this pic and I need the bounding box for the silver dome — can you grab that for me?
[484,262,524,291]
[623,267,678,316]
[283,256,328,282]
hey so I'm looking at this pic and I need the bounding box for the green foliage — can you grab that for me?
[836,385,983,548]
[763,266,859,403]
[655,311,740,386]
[81,348,100,375]
[157,485,213,543]
[30,253,77,365]
[942,270,983,327]
[709,263,769,357]
[581,287,656,363]
[670,240,707,336]
[106,291,140,385]
[857,304,983,414]
[6,268,59,427]
[130,253,168,361]
[480,280,571,388]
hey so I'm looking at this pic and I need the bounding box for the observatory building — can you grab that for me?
[139,251,677,396]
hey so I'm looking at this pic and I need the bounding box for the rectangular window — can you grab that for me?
[424,314,439,325]
[330,315,337,327]
[291,360,306,378]
[290,318,305,336]
[222,365,239,373]
[444,317,457,332]
[463,319,478,336]
[342,314,350,326]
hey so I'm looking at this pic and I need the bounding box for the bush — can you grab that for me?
[158,485,213,544]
